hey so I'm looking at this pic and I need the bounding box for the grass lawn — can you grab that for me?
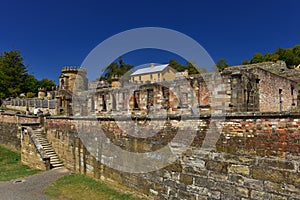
[0,145,40,181]
[45,174,143,200]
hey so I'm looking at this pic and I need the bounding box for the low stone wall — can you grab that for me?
[43,113,300,200]
[0,114,39,149]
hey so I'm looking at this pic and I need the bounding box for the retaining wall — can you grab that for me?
[44,113,300,199]
[0,113,299,199]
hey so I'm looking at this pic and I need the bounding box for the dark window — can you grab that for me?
[134,91,140,109]
[147,89,154,106]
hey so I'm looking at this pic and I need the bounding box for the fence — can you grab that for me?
[3,98,58,115]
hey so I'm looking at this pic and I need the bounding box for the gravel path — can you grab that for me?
[0,167,70,200]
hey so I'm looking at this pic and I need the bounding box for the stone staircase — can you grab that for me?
[32,128,64,169]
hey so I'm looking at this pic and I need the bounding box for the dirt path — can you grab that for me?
[0,167,69,200]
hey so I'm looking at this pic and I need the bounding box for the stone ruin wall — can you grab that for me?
[43,114,300,200]
[253,68,298,112]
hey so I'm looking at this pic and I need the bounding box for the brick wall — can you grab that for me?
[42,113,300,199]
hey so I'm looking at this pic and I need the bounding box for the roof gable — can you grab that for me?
[131,64,169,76]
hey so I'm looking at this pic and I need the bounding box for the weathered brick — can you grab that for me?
[179,174,193,185]
[236,186,249,197]
[271,194,287,200]
[252,167,286,183]
[259,159,295,170]
[186,185,208,195]
[286,172,300,187]
[250,190,272,199]
[194,176,209,187]
[228,164,250,176]
[205,160,228,173]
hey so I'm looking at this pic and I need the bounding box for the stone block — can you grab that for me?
[228,164,250,176]
[252,167,285,183]
[179,174,193,185]
[205,160,228,173]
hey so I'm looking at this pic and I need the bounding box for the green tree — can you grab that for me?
[168,59,186,72]
[101,57,134,83]
[38,78,56,90]
[242,59,250,65]
[250,53,264,64]
[263,53,273,62]
[168,59,202,74]
[215,58,229,71]
[0,50,28,98]
[0,70,6,99]
[185,61,201,75]
[24,74,39,94]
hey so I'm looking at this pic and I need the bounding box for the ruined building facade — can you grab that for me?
[3,61,299,116]
[78,61,299,116]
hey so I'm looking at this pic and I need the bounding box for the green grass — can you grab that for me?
[45,174,143,200]
[0,145,40,181]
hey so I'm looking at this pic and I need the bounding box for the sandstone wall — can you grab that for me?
[1,113,299,199]
[255,68,298,112]
[43,113,300,200]
[0,114,39,149]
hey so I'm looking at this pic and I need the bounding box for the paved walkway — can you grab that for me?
[0,167,70,200]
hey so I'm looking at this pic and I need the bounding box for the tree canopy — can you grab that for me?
[215,58,229,71]
[0,50,28,98]
[168,59,204,74]
[100,57,134,83]
[0,50,56,99]
[243,45,300,68]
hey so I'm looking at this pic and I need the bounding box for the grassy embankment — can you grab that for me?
[0,144,40,181]
[45,174,144,200]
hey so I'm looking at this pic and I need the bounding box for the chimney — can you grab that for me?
[151,63,155,67]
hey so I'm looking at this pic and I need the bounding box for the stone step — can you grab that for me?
[43,148,54,151]
[36,138,48,141]
[38,141,49,144]
[41,146,52,149]
[37,139,48,142]
[32,128,64,169]
[52,163,64,168]
[40,143,51,147]
[51,161,63,165]
[46,153,57,156]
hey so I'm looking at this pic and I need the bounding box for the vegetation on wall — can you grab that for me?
[217,45,300,71]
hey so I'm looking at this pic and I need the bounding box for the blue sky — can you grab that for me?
[0,0,299,83]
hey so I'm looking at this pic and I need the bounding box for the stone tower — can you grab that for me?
[59,66,88,92]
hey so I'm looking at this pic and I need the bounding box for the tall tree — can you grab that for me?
[0,50,28,98]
